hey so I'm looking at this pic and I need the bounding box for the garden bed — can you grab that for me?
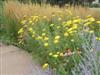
[0,1,100,75]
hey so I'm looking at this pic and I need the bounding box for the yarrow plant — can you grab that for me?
[17,10,100,75]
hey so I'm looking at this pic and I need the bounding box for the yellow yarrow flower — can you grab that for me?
[54,40,59,44]
[89,30,94,34]
[42,63,49,69]
[44,43,49,47]
[32,34,35,38]
[72,24,78,29]
[96,21,100,24]
[66,20,72,25]
[69,31,74,34]
[42,33,46,36]
[29,20,33,24]
[53,54,58,58]
[73,19,81,23]
[44,37,49,41]
[84,22,91,26]
[29,28,33,32]
[67,28,73,32]
[32,31,35,34]
[60,53,63,56]
[96,37,100,41]
[57,52,60,54]
[89,17,95,22]
[21,20,26,25]
[55,35,60,40]
[49,52,53,56]
[36,36,42,40]
[64,32,69,37]
[18,28,24,34]
[32,32,35,38]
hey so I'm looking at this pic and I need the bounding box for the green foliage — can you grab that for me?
[71,37,100,75]
[0,1,20,45]
[17,10,100,74]
[0,1,100,74]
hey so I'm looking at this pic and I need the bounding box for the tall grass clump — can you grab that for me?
[0,1,20,44]
[3,1,62,18]
[0,1,4,35]
[3,1,100,20]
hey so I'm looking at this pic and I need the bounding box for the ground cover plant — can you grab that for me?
[0,1,100,75]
